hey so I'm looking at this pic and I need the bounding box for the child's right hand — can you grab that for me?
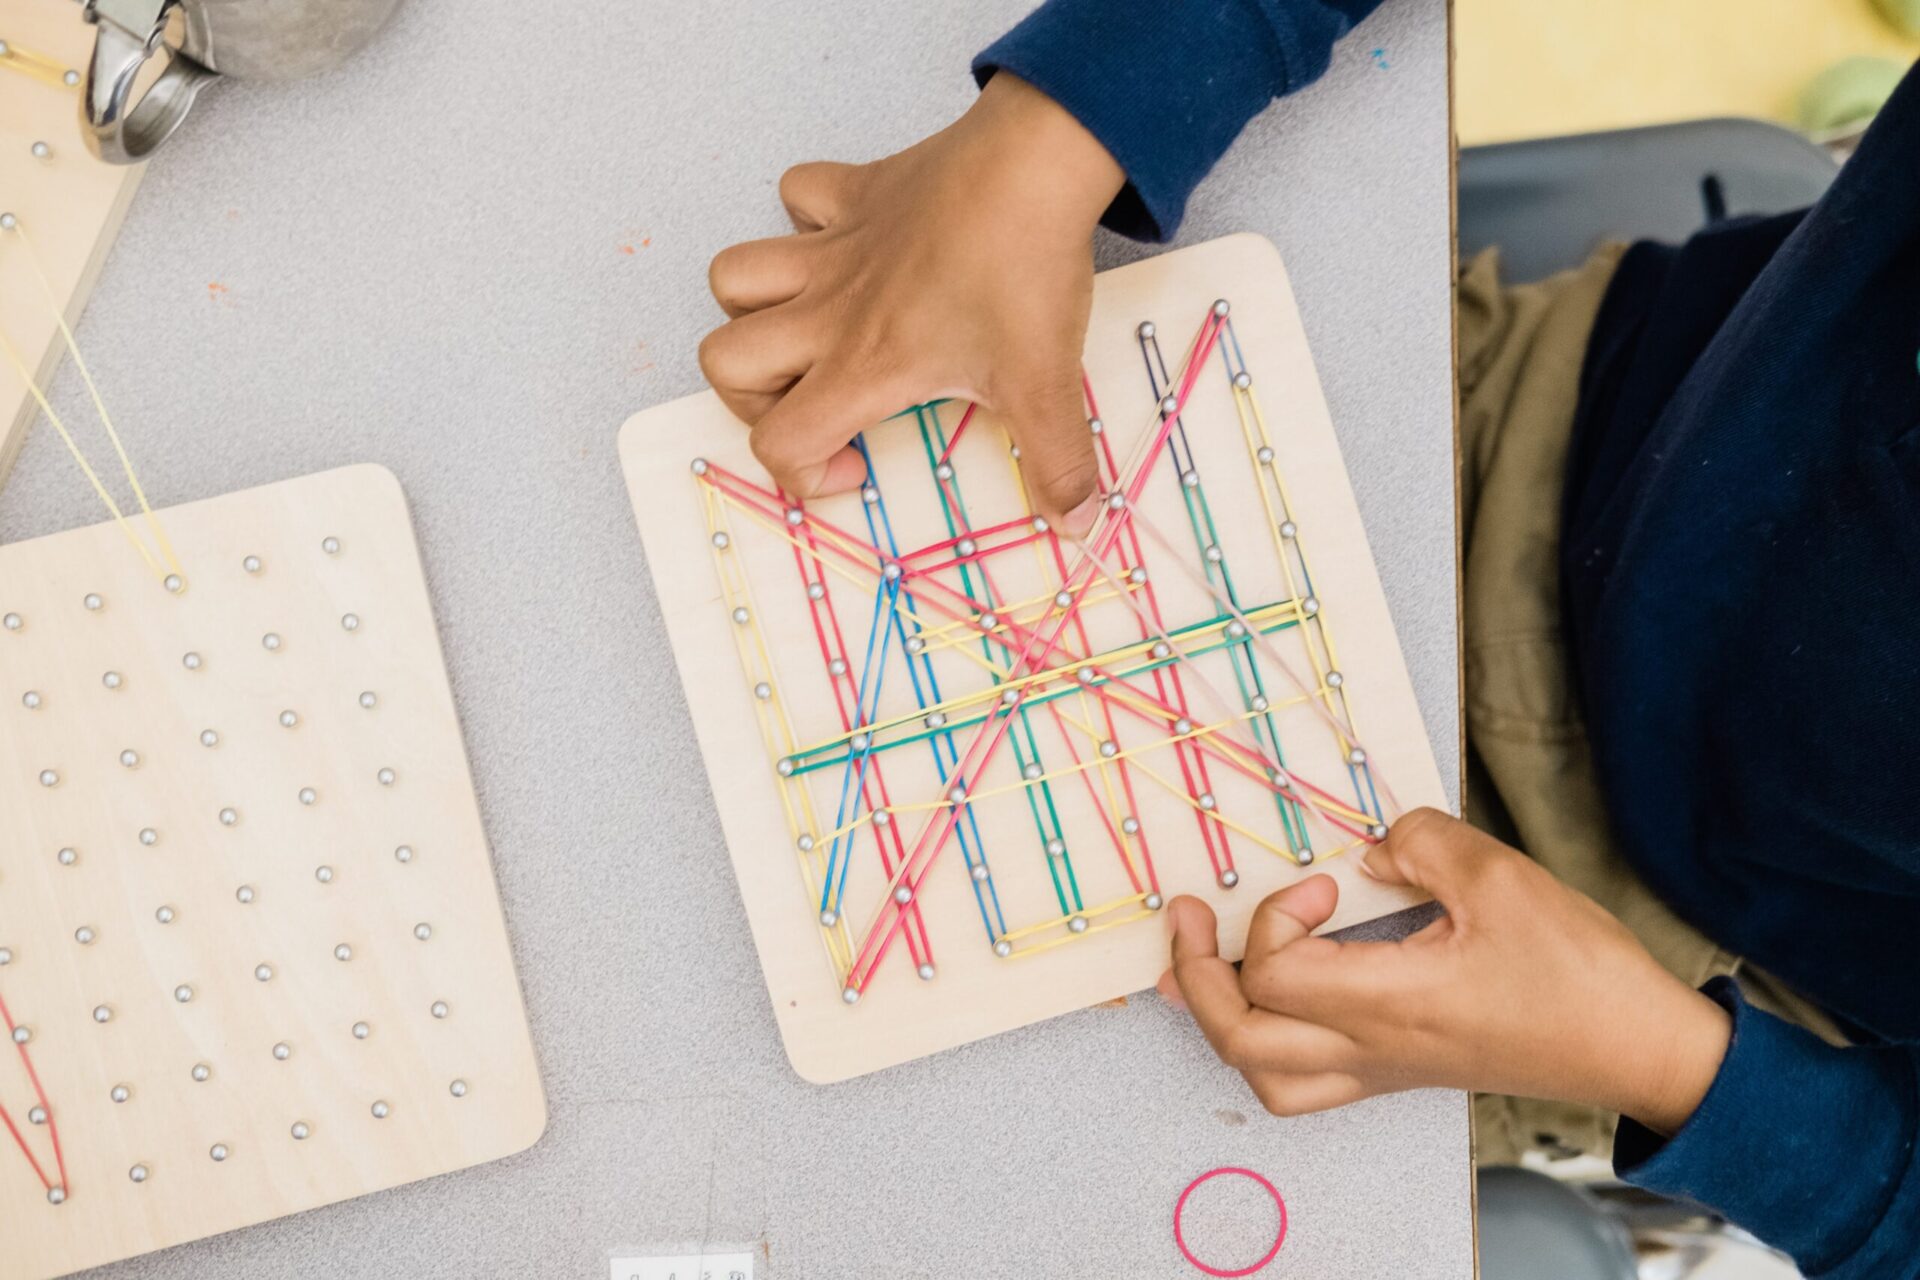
[701,73,1127,536]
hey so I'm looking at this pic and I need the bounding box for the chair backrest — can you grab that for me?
[1459,118,1839,283]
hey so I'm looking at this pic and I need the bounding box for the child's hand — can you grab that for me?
[701,73,1126,535]
[1157,809,1733,1135]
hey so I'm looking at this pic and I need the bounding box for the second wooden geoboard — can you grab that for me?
[620,234,1447,1083]
[0,464,543,1277]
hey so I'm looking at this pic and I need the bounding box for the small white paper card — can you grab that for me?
[610,1252,754,1280]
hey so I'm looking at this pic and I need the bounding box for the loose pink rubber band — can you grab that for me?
[1173,1166,1289,1277]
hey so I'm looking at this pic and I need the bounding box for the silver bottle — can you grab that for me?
[81,0,403,163]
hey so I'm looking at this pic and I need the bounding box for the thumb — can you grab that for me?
[1358,807,1507,920]
[1243,873,1340,966]
[996,363,1102,536]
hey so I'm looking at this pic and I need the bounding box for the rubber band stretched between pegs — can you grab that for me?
[698,302,1394,991]
[1173,1167,1288,1278]
[0,216,181,581]
[0,39,78,91]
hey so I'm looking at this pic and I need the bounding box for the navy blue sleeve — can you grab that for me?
[1615,979,1920,1278]
[973,0,1384,241]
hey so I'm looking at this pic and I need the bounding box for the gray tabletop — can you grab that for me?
[1,1,1468,1276]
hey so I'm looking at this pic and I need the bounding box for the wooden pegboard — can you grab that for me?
[0,465,544,1276]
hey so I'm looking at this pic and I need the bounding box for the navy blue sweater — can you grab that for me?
[1566,62,1920,1278]
[978,6,1920,1275]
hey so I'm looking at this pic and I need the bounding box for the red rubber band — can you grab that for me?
[1173,1167,1288,1278]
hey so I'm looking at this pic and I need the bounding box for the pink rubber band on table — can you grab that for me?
[1173,1167,1289,1278]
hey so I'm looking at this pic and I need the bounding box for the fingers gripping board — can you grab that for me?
[0,465,544,1276]
[618,234,1447,1083]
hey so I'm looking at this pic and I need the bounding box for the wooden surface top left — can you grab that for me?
[0,1,145,484]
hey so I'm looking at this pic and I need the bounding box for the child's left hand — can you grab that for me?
[1158,808,1732,1135]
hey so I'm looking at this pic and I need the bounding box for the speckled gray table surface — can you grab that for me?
[1,1,1468,1275]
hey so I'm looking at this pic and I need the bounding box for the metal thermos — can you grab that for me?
[80,0,403,162]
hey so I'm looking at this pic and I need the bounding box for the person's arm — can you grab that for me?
[1614,983,1920,1279]
[1159,809,1920,1275]
[975,0,1386,241]
[702,1,1384,534]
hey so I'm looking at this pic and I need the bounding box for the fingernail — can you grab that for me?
[1061,493,1101,540]
[1356,853,1382,881]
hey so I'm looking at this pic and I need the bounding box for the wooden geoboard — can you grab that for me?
[0,465,544,1277]
[1,1,146,484]
[620,234,1446,1084]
